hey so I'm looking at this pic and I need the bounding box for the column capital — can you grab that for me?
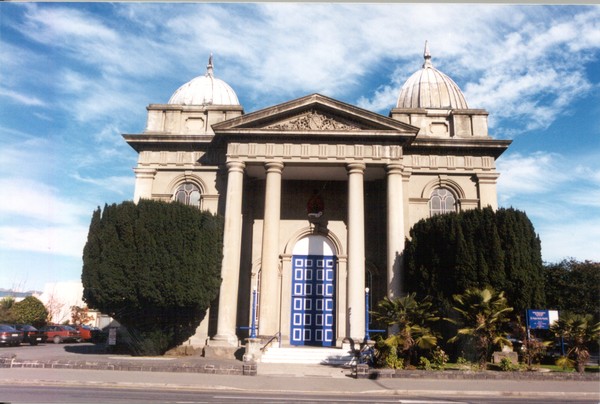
[385,163,404,175]
[133,168,157,179]
[226,160,245,173]
[265,161,285,173]
[476,172,500,183]
[346,162,366,174]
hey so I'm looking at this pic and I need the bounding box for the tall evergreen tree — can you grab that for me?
[405,207,545,316]
[82,200,223,355]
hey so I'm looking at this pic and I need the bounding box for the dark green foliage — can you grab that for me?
[10,296,48,327]
[81,199,223,355]
[495,208,545,314]
[544,259,600,320]
[448,287,514,366]
[372,293,440,367]
[405,207,545,317]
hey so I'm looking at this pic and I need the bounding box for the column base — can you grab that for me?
[204,334,242,359]
[209,333,240,347]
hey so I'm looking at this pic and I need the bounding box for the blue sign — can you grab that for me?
[527,309,551,329]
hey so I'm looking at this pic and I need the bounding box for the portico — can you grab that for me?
[208,94,417,346]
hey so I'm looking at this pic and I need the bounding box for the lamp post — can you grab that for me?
[365,287,370,342]
[250,289,257,339]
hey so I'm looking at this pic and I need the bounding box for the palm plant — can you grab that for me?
[448,287,513,368]
[550,313,600,373]
[372,293,439,367]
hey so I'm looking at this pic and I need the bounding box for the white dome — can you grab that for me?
[168,56,240,106]
[397,42,468,110]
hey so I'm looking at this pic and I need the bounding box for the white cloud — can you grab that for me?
[0,178,89,225]
[11,4,599,129]
[497,150,600,262]
[497,152,569,198]
[356,84,399,112]
[0,87,46,106]
[71,173,134,197]
[0,225,88,258]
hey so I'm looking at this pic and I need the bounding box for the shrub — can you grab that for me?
[431,347,449,370]
[499,357,516,371]
[555,355,575,371]
[418,356,432,370]
[11,296,48,327]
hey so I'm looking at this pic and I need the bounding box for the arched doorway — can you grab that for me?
[290,235,336,346]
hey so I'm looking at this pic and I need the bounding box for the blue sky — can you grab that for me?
[1,3,599,292]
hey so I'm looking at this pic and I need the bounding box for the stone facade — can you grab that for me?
[123,47,510,353]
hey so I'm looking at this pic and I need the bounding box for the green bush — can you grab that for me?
[431,347,449,370]
[11,296,48,327]
[82,200,223,355]
[375,338,404,369]
[499,357,516,371]
[418,356,432,370]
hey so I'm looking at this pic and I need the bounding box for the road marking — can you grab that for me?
[212,396,465,403]
[107,356,176,360]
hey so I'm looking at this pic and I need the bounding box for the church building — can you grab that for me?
[123,43,510,355]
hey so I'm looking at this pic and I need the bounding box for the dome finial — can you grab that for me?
[423,40,433,68]
[206,53,214,77]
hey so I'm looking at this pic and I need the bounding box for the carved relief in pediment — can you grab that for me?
[265,110,362,131]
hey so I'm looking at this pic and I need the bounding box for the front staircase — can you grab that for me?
[260,346,356,366]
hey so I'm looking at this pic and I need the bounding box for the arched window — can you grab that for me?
[429,187,457,216]
[173,183,201,208]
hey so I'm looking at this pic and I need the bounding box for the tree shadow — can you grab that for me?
[63,343,112,355]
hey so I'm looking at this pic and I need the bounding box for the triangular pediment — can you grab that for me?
[262,109,364,131]
[212,93,419,135]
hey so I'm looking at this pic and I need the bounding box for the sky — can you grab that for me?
[1,3,599,292]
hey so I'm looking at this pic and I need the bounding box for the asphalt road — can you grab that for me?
[0,385,596,404]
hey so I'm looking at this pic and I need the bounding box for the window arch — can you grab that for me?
[429,187,457,216]
[173,182,201,208]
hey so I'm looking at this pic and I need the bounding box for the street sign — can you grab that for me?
[527,309,559,330]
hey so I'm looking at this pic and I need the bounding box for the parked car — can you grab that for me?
[70,324,102,342]
[9,324,44,345]
[0,324,24,346]
[39,325,81,344]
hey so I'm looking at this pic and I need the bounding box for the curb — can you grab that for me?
[354,364,600,381]
[0,356,256,376]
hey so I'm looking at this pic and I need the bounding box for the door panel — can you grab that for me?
[290,255,335,346]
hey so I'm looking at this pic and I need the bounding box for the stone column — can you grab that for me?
[386,163,405,299]
[133,168,156,203]
[346,162,366,342]
[213,161,245,346]
[258,161,284,336]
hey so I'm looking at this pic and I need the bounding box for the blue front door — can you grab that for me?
[290,255,336,346]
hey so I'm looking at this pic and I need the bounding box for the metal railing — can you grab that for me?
[260,331,281,352]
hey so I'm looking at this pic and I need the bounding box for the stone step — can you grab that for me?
[260,346,356,365]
